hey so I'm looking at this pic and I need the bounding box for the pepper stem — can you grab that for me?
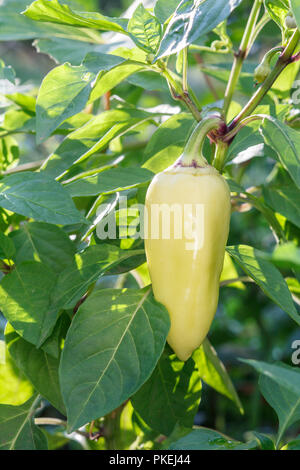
[179,116,223,167]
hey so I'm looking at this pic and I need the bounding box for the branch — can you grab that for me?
[223,0,263,118]
[229,28,300,130]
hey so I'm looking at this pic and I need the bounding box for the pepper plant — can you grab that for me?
[0,0,300,451]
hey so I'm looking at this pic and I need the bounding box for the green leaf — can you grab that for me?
[23,0,128,33]
[126,70,169,91]
[0,340,34,406]
[50,244,145,311]
[0,0,102,42]
[33,37,115,65]
[0,60,15,83]
[0,395,48,450]
[225,103,290,163]
[199,63,253,95]
[265,0,289,29]
[263,180,300,229]
[128,4,161,53]
[60,287,170,432]
[261,117,300,188]
[36,52,125,142]
[242,359,300,445]
[193,339,243,413]
[0,172,86,225]
[89,62,145,102]
[40,313,70,359]
[259,369,300,447]
[281,437,300,450]
[155,0,243,60]
[154,0,180,24]
[5,93,36,113]
[169,428,257,450]
[291,0,300,29]
[0,261,59,347]
[0,136,19,171]
[66,167,153,197]
[261,242,300,271]
[142,113,194,172]
[2,109,35,134]
[41,108,153,179]
[132,349,201,436]
[5,324,66,415]
[9,222,76,274]
[242,359,300,397]
[252,431,275,450]
[226,245,300,325]
[0,232,15,260]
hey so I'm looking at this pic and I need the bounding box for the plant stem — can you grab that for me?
[248,12,270,51]
[179,116,223,166]
[223,114,266,142]
[212,140,228,172]
[223,0,263,119]
[162,68,202,121]
[182,47,188,92]
[2,159,45,175]
[229,28,300,129]
[35,418,67,427]
[220,276,253,287]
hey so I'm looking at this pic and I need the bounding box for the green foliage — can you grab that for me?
[0,0,300,451]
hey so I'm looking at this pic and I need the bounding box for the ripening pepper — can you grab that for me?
[144,118,231,361]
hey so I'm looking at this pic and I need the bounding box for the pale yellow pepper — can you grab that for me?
[145,118,231,361]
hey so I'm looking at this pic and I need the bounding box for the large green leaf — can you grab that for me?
[193,339,243,413]
[5,324,66,415]
[36,52,125,142]
[89,62,145,102]
[259,367,300,447]
[0,172,86,225]
[34,37,115,65]
[9,221,75,274]
[128,4,161,54]
[263,181,300,229]
[66,167,153,197]
[0,261,58,347]
[0,60,15,83]
[60,287,170,431]
[50,244,145,311]
[154,0,180,23]
[0,395,48,450]
[0,136,19,172]
[291,0,300,29]
[142,113,194,172]
[155,0,243,60]
[261,117,300,188]
[0,232,15,261]
[0,340,34,406]
[169,428,257,450]
[41,109,153,179]
[243,358,300,445]
[265,0,289,29]
[0,0,102,42]
[131,349,201,436]
[226,245,300,324]
[23,0,128,33]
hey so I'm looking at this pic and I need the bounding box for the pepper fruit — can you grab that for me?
[144,118,231,361]
[254,46,283,84]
